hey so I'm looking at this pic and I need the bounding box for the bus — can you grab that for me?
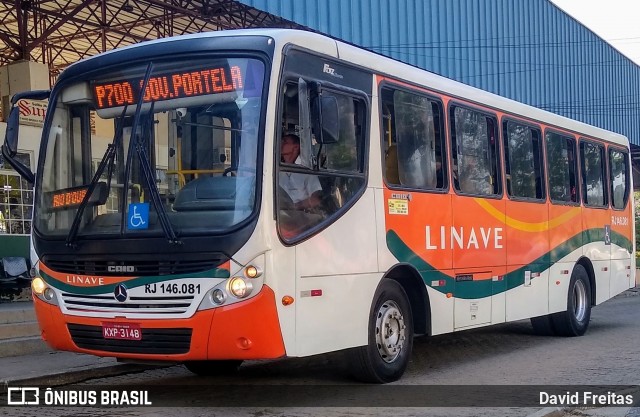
[2,29,634,383]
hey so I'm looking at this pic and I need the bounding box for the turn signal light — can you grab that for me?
[282,295,294,306]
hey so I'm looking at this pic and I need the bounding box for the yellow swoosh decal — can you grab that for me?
[474,199,580,232]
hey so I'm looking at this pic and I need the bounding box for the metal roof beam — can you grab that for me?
[0,31,19,50]
[0,0,295,80]
[142,0,236,30]
[29,0,97,47]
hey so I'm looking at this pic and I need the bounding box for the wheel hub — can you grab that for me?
[375,300,406,363]
[573,279,587,322]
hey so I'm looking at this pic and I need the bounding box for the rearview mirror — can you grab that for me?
[4,104,21,156]
[2,90,50,183]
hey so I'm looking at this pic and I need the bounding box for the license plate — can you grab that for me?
[102,322,142,341]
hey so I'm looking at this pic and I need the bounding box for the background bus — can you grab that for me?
[2,29,634,383]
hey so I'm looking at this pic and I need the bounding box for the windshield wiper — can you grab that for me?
[135,102,180,244]
[66,105,129,247]
[119,63,181,244]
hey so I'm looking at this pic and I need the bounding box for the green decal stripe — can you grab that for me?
[386,229,631,300]
[41,268,230,295]
[386,230,456,295]
[611,230,633,253]
[549,232,583,263]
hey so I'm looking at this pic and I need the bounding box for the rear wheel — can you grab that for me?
[551,264,592,336]
[184,360,243,376]
[347,279,413,383]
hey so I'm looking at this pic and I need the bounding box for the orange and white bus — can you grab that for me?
[3,29,634,383]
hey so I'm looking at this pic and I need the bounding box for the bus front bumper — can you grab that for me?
[33,285,286,361]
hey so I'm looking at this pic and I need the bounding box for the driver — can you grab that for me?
[279,134,322,210]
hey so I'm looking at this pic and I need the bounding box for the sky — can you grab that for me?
[550,0,640,65]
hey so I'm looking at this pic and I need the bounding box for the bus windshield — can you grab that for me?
[35,56,265,239]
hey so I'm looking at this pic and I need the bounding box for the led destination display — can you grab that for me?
[93,65,244,109]
[46,183,109,211]
[52,188,87,209]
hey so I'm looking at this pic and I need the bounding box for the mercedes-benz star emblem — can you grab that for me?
[114,283,128,302]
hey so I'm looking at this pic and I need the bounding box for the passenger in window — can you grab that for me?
[280,134,323,210]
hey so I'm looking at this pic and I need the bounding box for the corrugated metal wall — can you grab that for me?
[240,0,640,145]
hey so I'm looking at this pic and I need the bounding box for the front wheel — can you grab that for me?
[184,360,243,376]
[347,279,413,383]
[551,264,592,336]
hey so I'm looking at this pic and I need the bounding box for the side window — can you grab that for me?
[580,141,607,207]
[609,148,629,210]
[381,87,446,190]
[314,93,363,173]
[450,106,500,196]
[503,120,544,200]
[545,132,579,204]
[277,81,367,241]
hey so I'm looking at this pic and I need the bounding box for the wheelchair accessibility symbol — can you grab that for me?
[128,203,149,230]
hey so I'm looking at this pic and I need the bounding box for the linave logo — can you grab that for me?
[322,63,344,79]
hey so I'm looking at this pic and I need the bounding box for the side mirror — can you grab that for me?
[2,89,50,183]
[4,104,21,156]
[1,143,34,184]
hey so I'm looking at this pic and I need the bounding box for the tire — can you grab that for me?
[184,360,243,376]
[347,279,414,383]
[551,264,592,337]
[530,314,556,336]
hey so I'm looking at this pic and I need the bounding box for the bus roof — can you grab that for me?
[66,28,628,148]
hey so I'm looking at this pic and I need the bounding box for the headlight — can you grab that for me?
[43,287,55,301]
[32,277,46,295]
[211,289,226,305]
[244,265,262,279]
[229,277,253,298]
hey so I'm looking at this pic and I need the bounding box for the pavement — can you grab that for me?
[0,349,161,386]
[529,407,639,417]
[0,289,638,416]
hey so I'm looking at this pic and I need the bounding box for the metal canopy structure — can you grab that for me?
[0,0,300,80]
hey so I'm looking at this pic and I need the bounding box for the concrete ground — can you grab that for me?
[0,349,160,386]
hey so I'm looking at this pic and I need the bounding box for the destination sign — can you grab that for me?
[92,65,244,110]
[46,182,108,211]
[52,187,87,209]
